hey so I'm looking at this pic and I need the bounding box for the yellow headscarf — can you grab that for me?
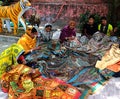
[0,43,24,78]
[17,26,37,54]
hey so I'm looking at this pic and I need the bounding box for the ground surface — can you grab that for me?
[1,28,25,37]
[88,77,120,99]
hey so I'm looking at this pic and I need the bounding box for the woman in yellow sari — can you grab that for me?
[17,26,41,54]
[0,43,25,79]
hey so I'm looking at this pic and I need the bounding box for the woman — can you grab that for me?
[98,16,113,36]
[59,20,76,43]
[17,26,41,54]
[39,23,53,42]
[0,43,26,79]
[83,15,98,38]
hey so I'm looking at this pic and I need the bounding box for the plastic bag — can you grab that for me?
[52,29,61,40]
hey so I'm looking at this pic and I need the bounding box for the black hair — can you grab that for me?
[89,15,95,20]
[101,16,107,20]
[31,27,37,33]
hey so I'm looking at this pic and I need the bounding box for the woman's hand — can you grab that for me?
[22,59,27,64]
[36,46,41,50]
[66,36,75,41]
[33,46,41,51]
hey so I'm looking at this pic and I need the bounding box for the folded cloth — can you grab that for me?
[95,44,120,70]
[107,61,120,72]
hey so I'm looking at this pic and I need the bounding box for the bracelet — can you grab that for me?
[66,37,68,40]
[30,49,33,53]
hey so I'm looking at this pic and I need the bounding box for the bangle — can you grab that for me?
[30,49,33,53]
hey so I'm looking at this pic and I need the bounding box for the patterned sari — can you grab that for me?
[0,43,24,78]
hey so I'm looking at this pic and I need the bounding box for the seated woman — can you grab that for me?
[82,15,98,39]
[98,16,113,36]
[39,23,53,42]
[17,26,41,54]
[0,43,26,79]
[59,20,76,43]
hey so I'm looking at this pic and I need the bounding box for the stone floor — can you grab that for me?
[0,35,19,99]
[88,77,120,99]
[0,35,19,53]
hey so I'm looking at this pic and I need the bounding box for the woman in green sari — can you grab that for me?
[0,43,25,79]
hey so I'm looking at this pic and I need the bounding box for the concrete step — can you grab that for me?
[0,35,19,43]
[0,35,19,53]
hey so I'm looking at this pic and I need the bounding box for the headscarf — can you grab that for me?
[0,43,24,78]
[17,25,37,54]
[44,23,52,28]
[26,25,33,35]
[40,23,53,42]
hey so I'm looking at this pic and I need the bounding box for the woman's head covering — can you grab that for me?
[26,25,33,35]
[26,26,38,36]
[68,20,76,26]
[44,23,52,28]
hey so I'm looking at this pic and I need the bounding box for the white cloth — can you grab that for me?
[88,78,120,99]
[95,44,120,70]
[0,86,8,99]
[52,30,61,40]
